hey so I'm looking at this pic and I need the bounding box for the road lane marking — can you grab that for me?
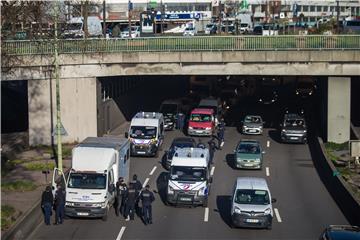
[116,226,126,240]
[149,166,157,176]
[274,208,282,223]
[267,140,270,148]
[142,178,150,188]
[210,166,215,176]
[204,207,209,222]
[266,167,270,177]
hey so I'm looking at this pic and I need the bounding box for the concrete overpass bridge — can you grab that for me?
[2,35,359,146]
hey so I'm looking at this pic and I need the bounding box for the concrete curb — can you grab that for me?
[310,135,360,225]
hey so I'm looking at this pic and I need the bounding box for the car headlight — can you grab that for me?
[189,126,193,130]
[168,185,174,194]
[296,91,299,95]
[168,122,173,125]
[309,91,313,95]
[234,207,241,214]
[304,130,307,133]
[65,201,75,207]
[205,127,211,130]
[92,202,107,208]
[259,126,263,129]
[264,208,271,215]
[281,129,286,132]
[259,99,263,102]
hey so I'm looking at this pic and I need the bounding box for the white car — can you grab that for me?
[183,27,196,37]
[120,26,140,38]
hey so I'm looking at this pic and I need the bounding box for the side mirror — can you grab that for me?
[262,151,266,154]
[125,132,129,138]
[271,198,277,203]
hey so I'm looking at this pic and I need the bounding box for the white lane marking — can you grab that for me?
[149,166,157,176]
[267,140,270,148]
[274,208,282,223]
[210,166,215,176]
[116,226,126,240]
[142,178,150,188]
[204,207,209,222]
[266,167,270,177]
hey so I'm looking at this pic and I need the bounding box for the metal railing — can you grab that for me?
[2,35,360,55]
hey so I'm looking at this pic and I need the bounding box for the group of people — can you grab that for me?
[41,184,66,226]
[115,174,155,225]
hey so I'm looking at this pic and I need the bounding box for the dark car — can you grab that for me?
[163,137,196,169]
[258,87,278,105]
[159,100,181,130]
[319,225,360,240]
[280,113,307,144]
[295,81,316,98]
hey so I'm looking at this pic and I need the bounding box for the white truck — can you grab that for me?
[63,16,103,38]
[52,137,130,221]
[166,147,212,207]
[125,112,165,157]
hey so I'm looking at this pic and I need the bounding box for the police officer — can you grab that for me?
[41,186,53,225]
[115,177,125,217]
[208,137,218,164]
[217,119,225,149]
[124,184,137,221]
[54,184,65,224]
[140,184,155,225]
[129,174,142,214]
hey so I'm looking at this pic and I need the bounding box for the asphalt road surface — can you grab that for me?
[29,126,348,240]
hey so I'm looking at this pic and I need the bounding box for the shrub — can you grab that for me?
[1,205,17,230]
[1,180,37,191]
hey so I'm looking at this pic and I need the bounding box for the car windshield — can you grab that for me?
[235,189,270,205]
[170,166,206,181]
[240,23,249,27]
[190,113,211,122]
[171,141,195,150]
[206,24,214,28]
[130,126,157,139]
[237,142,260,154]
[185,27,194,31]
[244,116,262,123]
[68,173,106,189]
[160,104,177,114]
[284,119,305,127]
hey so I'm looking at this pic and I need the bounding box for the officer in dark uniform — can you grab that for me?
[208,137,218,164]
[217,119,225,149]
[140,184,155,225]
[124,184,137,221]
[54,185,65,224]
[115,177,125,216]
[129,174,142,214]
[41,185,53,225]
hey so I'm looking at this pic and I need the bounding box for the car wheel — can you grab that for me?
[266,223,272,230]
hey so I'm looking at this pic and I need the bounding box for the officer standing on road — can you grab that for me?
[54,184,65,225]
[208,137,218,164]
[177,113,185,132]
[140,184,155,225]
[115,177,125,217]
[41,186,53,225]
[129,174,142,214]
[124,184,137,221]
[217,118,225,149]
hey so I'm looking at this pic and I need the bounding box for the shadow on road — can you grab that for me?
[156,171,169,205]
[267,129,281,143]
[226,154,237,170]
[215,195,232,228]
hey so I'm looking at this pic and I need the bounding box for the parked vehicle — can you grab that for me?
[120,26,140,38]
[205,23,217,34]
[234,140,265,169]
[183,26,197,36]
[319,225,360,240]
[163,137,196,170]
[198,97,223,125]
[253,24,278,36]
[221,24,236,34]
[240,23,252,33]
[231,177,276,229]
[258,88,278,105]
[52,137,130,221]
[241,115,264,135]
[280,113,307,144]
[64,16,102,38]
[125,112,165,156]
[188,108,216,136]
[167,147,212,207]
[159,100,181,131]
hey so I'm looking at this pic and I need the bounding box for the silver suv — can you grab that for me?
[280,113,307,144]
[241,115,264,135]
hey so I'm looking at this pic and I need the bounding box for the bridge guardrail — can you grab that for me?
[2,35,360,55]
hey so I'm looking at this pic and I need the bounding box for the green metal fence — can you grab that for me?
[2,35,360,55]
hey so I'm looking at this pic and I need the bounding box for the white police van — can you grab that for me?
[166,147,212,207]
[125,112,164,157]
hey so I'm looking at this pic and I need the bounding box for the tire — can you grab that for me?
[102,206,109,221]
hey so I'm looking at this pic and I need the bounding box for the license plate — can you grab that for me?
[290,137,298,140]
[137,151,146,154]
[179,197,192,202]
[246,219,259,223]
[249,129,256,132]
[77,212,89,216]
[196,130,203,133]
[244,163,253,167]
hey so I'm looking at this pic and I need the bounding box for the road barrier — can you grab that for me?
[2,35,360,55]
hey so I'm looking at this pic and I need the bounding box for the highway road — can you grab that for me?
[29,127,348,240]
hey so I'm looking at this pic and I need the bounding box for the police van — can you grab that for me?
[125,112,165,157]
[166,147,212,207]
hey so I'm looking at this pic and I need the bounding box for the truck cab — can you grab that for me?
[126,112,165,157]
[52,137,130,221]
[159,100,181,131]
[166,147,211,207]
[63,16,102,38]
[188,108,215,136]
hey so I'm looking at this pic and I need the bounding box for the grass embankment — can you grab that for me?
[324,141,348,163]
[1,180,37,191]
[1,205,17,230]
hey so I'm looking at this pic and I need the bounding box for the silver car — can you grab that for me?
[242,115,264,135]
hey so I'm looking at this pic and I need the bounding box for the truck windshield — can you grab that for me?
[190,114,211,122]
[130,126,157,139]
[170,166,206,181]
[67,173,106,189]
[235,189,270,205]
[160,104,177,114]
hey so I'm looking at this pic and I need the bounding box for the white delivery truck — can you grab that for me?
[166,147,212,207]
[125,112,165,157]
[64,16,103,38]
[52,137,130,221]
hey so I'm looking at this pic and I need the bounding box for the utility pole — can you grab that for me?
[336,0,340,34]
[103,0,106,38]
[128,0,132,37]
[54,1,63,173]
